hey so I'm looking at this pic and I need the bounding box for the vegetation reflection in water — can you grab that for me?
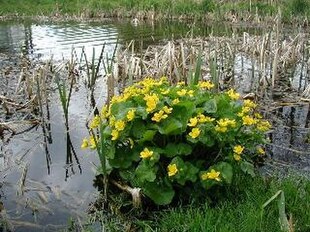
[0,19,310,231]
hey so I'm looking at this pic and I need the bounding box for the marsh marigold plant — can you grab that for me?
[82,77,271,205]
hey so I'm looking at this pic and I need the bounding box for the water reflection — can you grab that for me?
[269,103,310,174]
[0,20,264,60]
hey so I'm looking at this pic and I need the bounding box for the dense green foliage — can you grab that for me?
[83,77,270,205]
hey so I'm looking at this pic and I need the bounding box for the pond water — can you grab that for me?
[1,19,258,231]
[0,19,309,231]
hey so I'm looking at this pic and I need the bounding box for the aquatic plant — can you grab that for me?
[82,77,271,205]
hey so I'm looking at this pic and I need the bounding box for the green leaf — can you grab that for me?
[169,157,198,185]
[198,132,215,147]
[215,162,233,184]
[110,101,134,119]
[143,179,175,205]
[131,119,146,139]
[139,130,157,143]
[203,98,217,113]
[163,143,192,157]
[135,162,157,183]
[240,161,255,177]
[157,118,183,135]
[158,101,195,135]
[109,148,139,169]
[136,106,148,120]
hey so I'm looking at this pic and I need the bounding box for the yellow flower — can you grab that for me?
[90,115,101,129]
[242,115,257,126]
[237,106,251,117]
[172,98,180,105]
[115,120,126,131]
[257,147,265,155]
[256,120,271,131]
[162,106,173,114]
[198,114,215,123]
[233,145,244,155]
[217,118,229,127]
[161,89,170,95]
[217,118,236,128]
[100,105,109,118]
[144,94,159,112]
[167,164,178,177]
[152,110,168,122]
[201,169,221,181]
[198,81,214,90]
[254,113,263,119]
[140,148,153,159]
[111,129,119,141]
[188,90,194,97]
[215,125,227,133]
[187,117,198,127]
[89,136,97,149]
[227,89,240,100]
[243,99,257,108]
[177,81,185,86]
[189,127,201,139]
[177,89,187,96]
[81,138,89,149]
[126,109,136,121]
[234,154,241,161]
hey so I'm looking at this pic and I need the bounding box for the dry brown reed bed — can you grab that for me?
[115,29,310,102]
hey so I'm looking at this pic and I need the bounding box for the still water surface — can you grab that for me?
[0,19,309,231]
[2,19,257,231]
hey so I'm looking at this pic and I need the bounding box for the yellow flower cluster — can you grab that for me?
[237,106,251,117]
[167,164,178,177]
[140,148,153,159]
[81,135,97,149]
[201,169,221,181]
[256,120,271,132]
[100,105,109,118]
[215,118,236,133]
[188,114,215,130]
[242,115,257,126]
[226,89,240,100]
[198,81,215,90]
[198,114,215,123]
[89,115,101,129]
[151,106,173,122]
[233,145,244,161]
[172,98,180,105]
[177,89,187,96]
[243,99,257,108]
[144,93,159,113]
[176,88,195,97]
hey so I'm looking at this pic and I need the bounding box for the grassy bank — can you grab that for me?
[0,0,310,23]
[91,174,309,231]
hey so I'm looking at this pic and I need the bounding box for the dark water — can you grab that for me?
[0,19,309,231]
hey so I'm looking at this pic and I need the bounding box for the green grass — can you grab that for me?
[135,174,310,232]
[1,0,310,22]
[76,174,310,231]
